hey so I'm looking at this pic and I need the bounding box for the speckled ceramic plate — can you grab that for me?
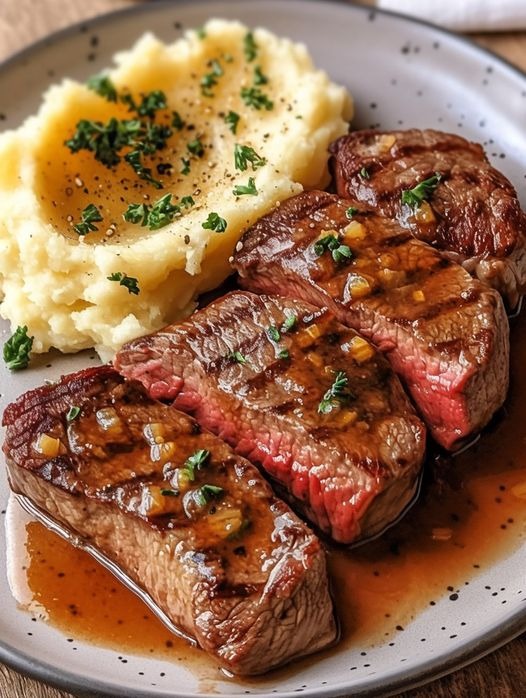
[1,1,526,696]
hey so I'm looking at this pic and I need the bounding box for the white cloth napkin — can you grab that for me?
[377,0,526,32]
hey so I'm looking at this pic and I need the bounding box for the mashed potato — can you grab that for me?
[0,19,352,356]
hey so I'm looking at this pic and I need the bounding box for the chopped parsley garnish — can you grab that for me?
[243,31,258,62]
[253,66,268,85]
[187,138,205,157]
[313,234,353,264]
[202,212,227,232]
[346,206,358,219]
[171,111,186,131]
[66,89,173,187]
[281,314,297,333]
[161,488,179,497]
[180,157,191,175]
[201,59,223,97]
[278,349,290,360]
[65,117,142,168]
[267,326,281,342]
[139,122,173,154]
[359,167,370,179]
[124,149,162,189]
[107,272,140,295]
[196,26,207,39]
[66,406,81,422]
[318,370,350,414]
[332,245,353,263]
[401,172,442,209]
[73,203,103,236]
[233,177,257,196]
[240,87,274,111]
[224,110,240,134]
[234,144,267,171]
[228,350,247,364]
[86,74,117,102]
[194,484,224,507]
[136,90,167,118]
[124,193,182,230]
[3,325,33,371]
[180,195,195,208]
[183,449,210,481]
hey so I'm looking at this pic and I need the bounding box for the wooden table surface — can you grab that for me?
[1,0,525,696]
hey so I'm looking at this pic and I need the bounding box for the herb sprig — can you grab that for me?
[313,234,353,264]
[107,272,140,295]
[234,144,266,171]
[233,177,257,196]
[228,350,247,364]
[195,484,224,507]
[3,325,33,371]
[318,370,350,414]
[224,111,240,134]
[244,31,258,62]
[182,449,210,481]
[240,87,274,111]
[202,212,227,233]
[124,193,183,230]
[73,203,103,236]
[401,172,442,210]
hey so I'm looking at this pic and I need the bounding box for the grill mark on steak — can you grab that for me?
[231,190,510,451]
[115,292,426,545]
[330,128,526,308]
[2,365,337,675]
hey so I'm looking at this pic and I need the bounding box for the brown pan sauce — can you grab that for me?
[20,309,526,671]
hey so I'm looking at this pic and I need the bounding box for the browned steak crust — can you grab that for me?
[2,365,337,675]
[330,129,526,307]
[115,292,425,544]
[232,190,509,451]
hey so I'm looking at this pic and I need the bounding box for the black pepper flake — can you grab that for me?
[184,235,190,244]
[449,593,459,601]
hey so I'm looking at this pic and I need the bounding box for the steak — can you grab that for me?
[115,291,426,544]
[231,191,509,450]
[330,128,526,308]
[2,365,337,675]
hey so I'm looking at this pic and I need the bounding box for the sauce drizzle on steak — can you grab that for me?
[115,292,426,544]
[2,365,337,675]
[232,190,509,450]
[330,128,526,308]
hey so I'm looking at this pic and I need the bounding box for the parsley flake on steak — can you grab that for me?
[318,370,351,414]
[401,172,442,210]
[313,234,352,264]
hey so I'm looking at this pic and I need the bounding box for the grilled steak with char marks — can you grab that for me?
[330,129,526,308]
[115,292,426,544]
[2,365,336,675]
[232,191,509,450]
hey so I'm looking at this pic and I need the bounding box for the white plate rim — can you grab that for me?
[0,1,525,696]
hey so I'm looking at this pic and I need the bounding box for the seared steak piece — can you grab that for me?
[115,292,426,544]
[2,366,336,675]
[232,191,509,451]
[330,129,526,308]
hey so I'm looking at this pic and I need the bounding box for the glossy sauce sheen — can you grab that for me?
[19,310,526,670]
